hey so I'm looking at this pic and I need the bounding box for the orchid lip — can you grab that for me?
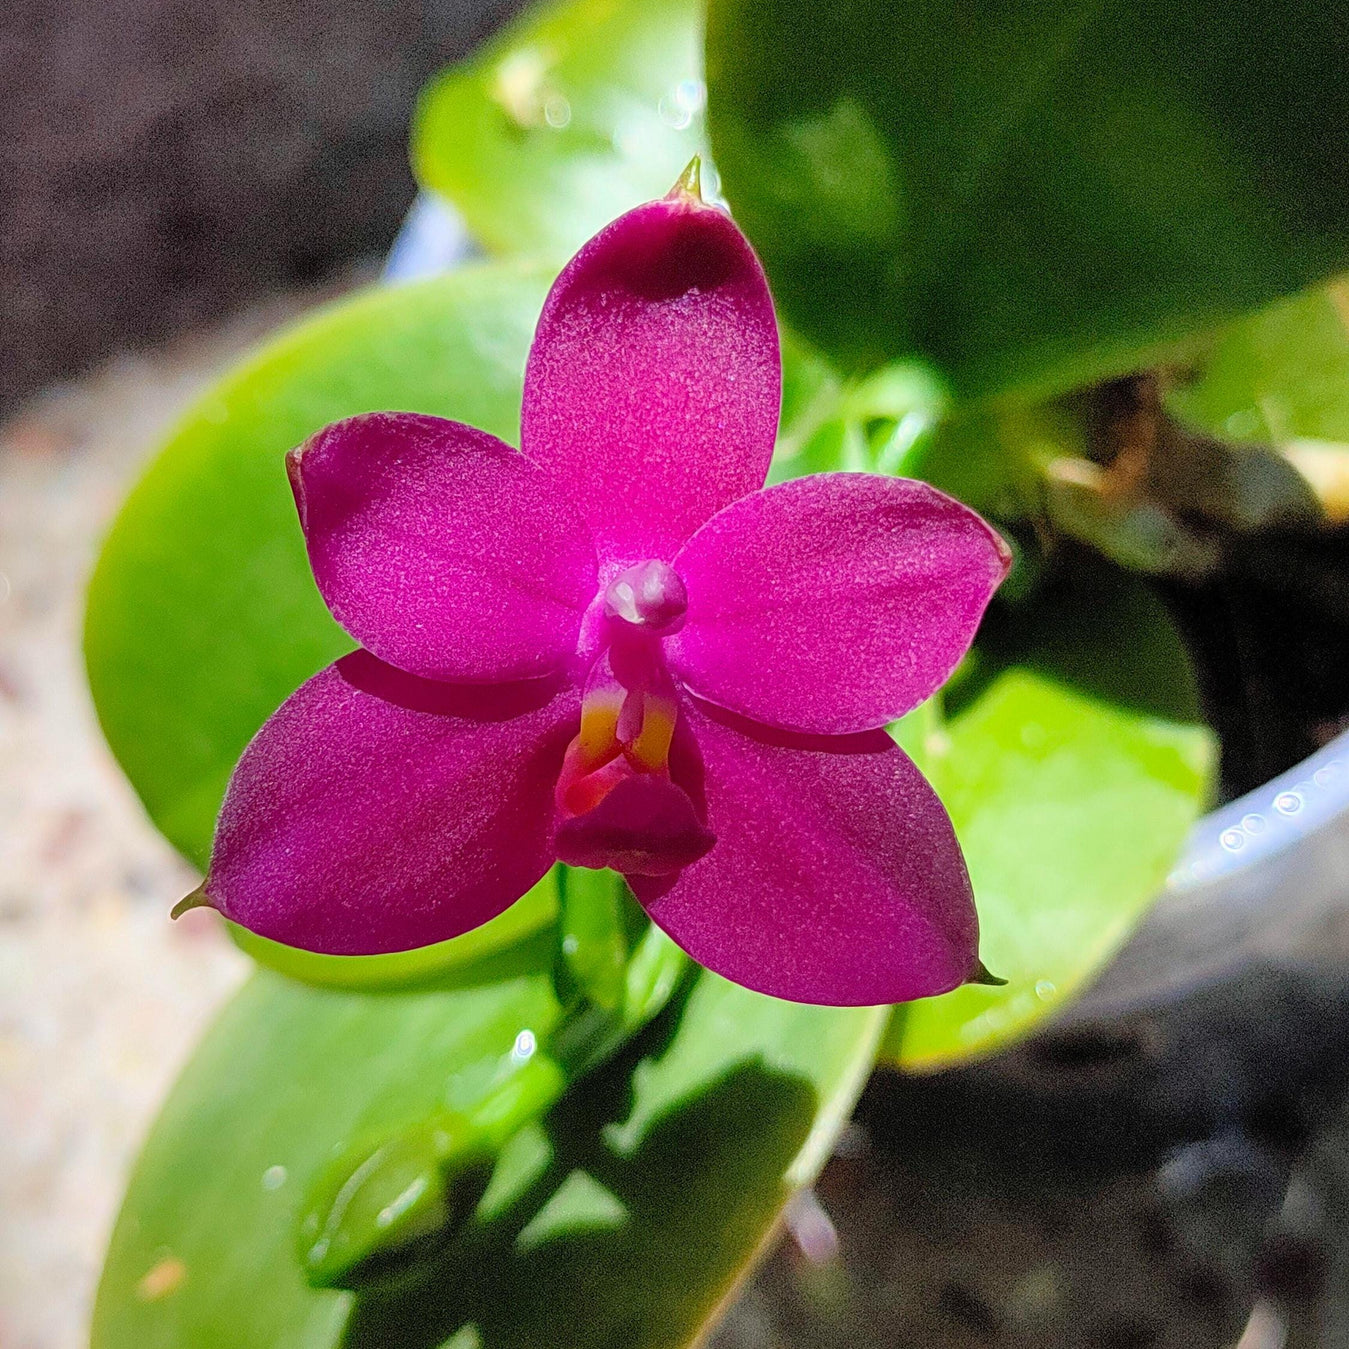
[603,559,688,636]
[555,774,714,876]
[554,559,708,878]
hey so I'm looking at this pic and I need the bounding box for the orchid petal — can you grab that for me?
[521,190,780,562]
[670,474,1011,734]
[630,699,979,1006]
[203,651,578,954]
[290,412,597,682]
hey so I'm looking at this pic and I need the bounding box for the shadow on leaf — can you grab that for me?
[948,552,1203,727]
[342,1058,817,1349]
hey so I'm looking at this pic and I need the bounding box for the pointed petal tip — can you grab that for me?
[284,443,308,524]
[171,884,215,920]
[630,700,982,1007]
[968,960,1008,988]
[667,156,703,203]
[993,527,1015,574]
[522,154,779,559]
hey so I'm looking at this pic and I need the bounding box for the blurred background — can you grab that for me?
[0,0,525,410]
[4,4,1349,1349]
[1,4,527,1344]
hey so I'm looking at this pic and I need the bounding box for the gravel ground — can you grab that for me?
[0,298,329,1349]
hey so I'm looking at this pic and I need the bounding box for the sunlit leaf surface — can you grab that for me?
[414,0,705,260]
[84,265,557,986]
[1167,283,1349,446]
[92,961,882,1349]
[889,564,1216,1068]
[86,265,554,868]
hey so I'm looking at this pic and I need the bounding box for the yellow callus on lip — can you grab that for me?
[628,691,678,772]
[576,688,623,770]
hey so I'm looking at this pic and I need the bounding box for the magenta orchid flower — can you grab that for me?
[189,170,1011,1006]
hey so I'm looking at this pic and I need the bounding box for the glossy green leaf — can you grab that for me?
[297,1052,567,1290]
[706,0,1349,399]
[92,954,560,1349]
[1167,282,1349,444]
[1164,282,1349,525]
[83,265,557,985]
[413,0,705,260]
[85,264,554,869]
[93,956,883,1349]
[887,564,1217,1069]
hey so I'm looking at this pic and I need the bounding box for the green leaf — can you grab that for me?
[85,264,554,871]
[413,0,705,260]
[554,866,633,1013]
[93,958,883,1349]
[706,0,1349,399]
[1167,282,1349,444]
[887,564,1217,1069]
[91,955,560,1349]
[1163,282,1349,525]
[83,264,559,988]
[83,268,556,947]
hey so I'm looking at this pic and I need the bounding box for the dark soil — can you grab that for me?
[0,0,523,408]
[1162,527,1349,799]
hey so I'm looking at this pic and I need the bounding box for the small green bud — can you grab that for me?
[297,1112,489,1289]
[295,1051,569,1290]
